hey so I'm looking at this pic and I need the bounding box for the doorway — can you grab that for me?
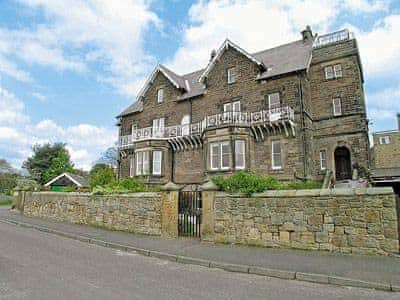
[334,147,351,180]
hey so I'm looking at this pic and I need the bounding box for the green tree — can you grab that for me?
[43,148,75,183]
[0,158,15,174]
[89,164,115,188]
[23,143,74,184]
[0,158,19,193]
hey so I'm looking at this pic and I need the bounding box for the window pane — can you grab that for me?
[130,157,134,177]
[325,66,333,79]
[235,140,245,169]
[221,142,230,169]
[152,151,162,175]
[233,101,241,112]
[210,144,220,169]
[227,67,236,83]
[272,141,282,169]
[157,89,163,103]
[136,152,143,175]
[334,64,342,78]
[223,103,232,112]
[320,150,327,170]
[268,93,280,110]
[333,98,342,116]
[143,151,149,175]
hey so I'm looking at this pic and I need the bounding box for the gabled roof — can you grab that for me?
[44,172,89,188]
[136,64,186,101]
[118,37,316,117]
[198,39,265,83]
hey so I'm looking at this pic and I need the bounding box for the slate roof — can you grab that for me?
[44,172,89,188]
[118,37,314,117]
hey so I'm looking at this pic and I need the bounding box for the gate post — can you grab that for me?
[160,182,181,238]
[200,180,219,241]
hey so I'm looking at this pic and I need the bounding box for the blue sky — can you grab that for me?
[0,0,399,170]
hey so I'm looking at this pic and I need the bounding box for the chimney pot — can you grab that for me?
[301,25,313,41]
[210,49,216,61]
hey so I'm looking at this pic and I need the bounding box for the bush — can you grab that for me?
[212,171,283,196]
[212,171,321,195]
[89,166,115,188]
[92,178,148,195]
[284,180,321,190]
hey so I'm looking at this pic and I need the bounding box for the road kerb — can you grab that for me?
[0,216,397,293]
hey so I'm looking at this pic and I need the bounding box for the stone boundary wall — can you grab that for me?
[23,192,162,236]
[212,188,399,256]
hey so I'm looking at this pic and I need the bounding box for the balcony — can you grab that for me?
[119,106,296,151]
[313,29,354,49]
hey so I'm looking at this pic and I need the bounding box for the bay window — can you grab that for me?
[235,140,245,169]
[136,151,149,175]
[152,151,162,175]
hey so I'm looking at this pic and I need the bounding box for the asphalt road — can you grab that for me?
[0,221,397,300]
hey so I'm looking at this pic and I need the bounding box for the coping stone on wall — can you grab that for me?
[366,187,394,195]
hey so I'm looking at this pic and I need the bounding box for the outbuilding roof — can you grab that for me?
[44,172,89,188]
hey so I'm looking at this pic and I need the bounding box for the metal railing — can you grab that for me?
[313,29,354,48]
[119,106,294,147]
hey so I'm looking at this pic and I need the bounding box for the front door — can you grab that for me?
[334,147,351,180]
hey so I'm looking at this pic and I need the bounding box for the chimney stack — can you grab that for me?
[397,113,400,130]
[210,49,216,62]
[301,25,313,41]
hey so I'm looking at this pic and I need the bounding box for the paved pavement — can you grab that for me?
[0,207,399,292]
[0,220,398,299]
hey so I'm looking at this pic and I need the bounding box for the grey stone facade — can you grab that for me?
[117,28,369,185]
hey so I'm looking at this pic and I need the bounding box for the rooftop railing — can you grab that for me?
[313,29,354,48]
[119,106,294,148]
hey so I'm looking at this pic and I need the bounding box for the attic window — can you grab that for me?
[227,67,236,84]
[157,88,164,103]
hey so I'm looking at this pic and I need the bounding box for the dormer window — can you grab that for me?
[227,67,236,84]
[157,88,164,103]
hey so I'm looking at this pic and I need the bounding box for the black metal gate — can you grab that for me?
[178,191,202,237]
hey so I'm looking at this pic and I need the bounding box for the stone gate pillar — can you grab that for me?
[201,180,219,241]
[160,181,181,238]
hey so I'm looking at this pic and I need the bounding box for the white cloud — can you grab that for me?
[0,55,32,82]
[342,0,389,13]
[0,0,161,97]
[31,92,46,102]
[0,86,117,170]
[0,87,29,125]
[347,14,400,77]
[167,0,355,73]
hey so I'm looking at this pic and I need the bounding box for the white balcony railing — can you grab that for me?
[119,106,294,148]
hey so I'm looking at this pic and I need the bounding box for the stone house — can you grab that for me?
[370,114,400,194]
[116,27,369,186]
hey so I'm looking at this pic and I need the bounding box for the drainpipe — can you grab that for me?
[298,73,308,178]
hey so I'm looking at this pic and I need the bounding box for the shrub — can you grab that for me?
[284,180,321,190]
[212,171,321,195]
[91,178,149,195]
[89,166,115,188]
[212,171,282,196]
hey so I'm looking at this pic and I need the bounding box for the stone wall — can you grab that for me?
[212,188,399,256]
[23,192,162,236]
